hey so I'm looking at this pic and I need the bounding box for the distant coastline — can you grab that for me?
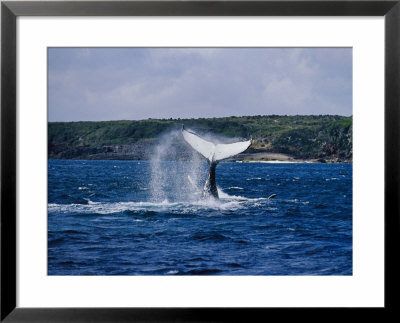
[47,152,349,164]
[232,152,349,164]
[48,115,352,163]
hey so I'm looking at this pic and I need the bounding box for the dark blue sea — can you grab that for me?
[48,159,352,275]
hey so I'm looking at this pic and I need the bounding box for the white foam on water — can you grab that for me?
[246,177,263,181]
[48,188,270,216]
[167,270,179,275]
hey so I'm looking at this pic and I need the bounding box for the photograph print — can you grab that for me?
[48,47,352,276]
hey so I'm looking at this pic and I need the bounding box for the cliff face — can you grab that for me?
[49,142,198,161]
[50,142,152,160]
[48,115,352,162]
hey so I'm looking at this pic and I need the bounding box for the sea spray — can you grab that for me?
[149,130,207,202]
[149,127,251,203]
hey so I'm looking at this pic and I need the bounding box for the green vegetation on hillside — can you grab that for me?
[48,115,352,162]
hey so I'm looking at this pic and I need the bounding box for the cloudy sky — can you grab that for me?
[48,47,352,122]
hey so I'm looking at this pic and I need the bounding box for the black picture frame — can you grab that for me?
[1,1,399,321]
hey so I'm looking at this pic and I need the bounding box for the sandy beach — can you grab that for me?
[231,152,350,163]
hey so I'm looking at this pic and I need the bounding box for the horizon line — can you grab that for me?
[48,114,353,123]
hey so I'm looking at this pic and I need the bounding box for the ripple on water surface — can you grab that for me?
[48,160,352,275]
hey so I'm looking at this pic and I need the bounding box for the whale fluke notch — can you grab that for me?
[182,126,252,199]
[182,126,252,163]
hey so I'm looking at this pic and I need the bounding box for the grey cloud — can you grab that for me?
[48,47,352,121]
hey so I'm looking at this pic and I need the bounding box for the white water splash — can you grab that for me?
[149,130,207,202]
[48,190,271,215]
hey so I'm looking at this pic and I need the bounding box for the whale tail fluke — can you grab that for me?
[181,126,252,199]
[181,126,251,163]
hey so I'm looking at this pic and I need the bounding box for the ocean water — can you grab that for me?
[48,159,352,275]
